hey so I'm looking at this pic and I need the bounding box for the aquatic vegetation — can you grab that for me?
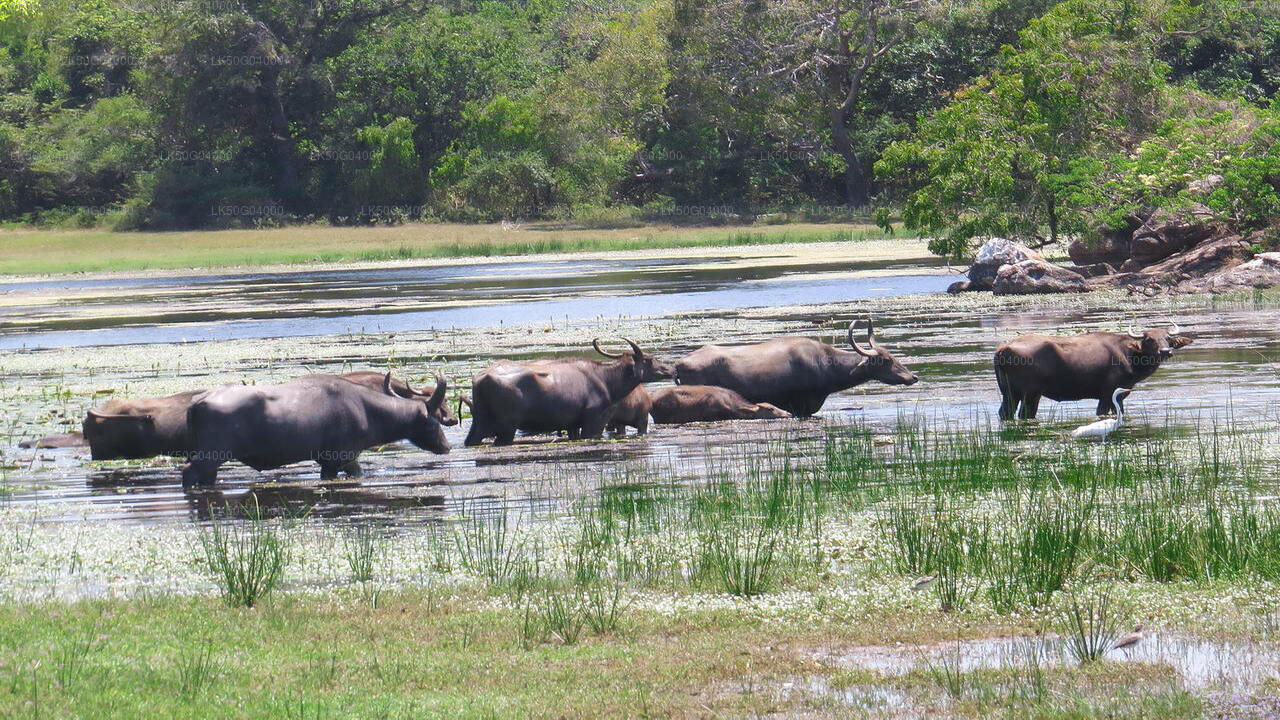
[1059,591,1130,665]
[341,524,385,584]
[199,500,290,608]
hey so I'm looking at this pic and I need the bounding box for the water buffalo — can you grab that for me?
[674,319,918,417]
[994,324,1193,420]
[649,385,793,424]
[606,386,652,436]
[83,390,205,460]
[78,370,452,462]
[464,338,674,446]
[182,373,449,486]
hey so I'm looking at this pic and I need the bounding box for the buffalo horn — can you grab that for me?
[427,374,447,411]
[1126,326,1145,339]
[623,338,644,359]
[848,318,876,357]
[593,338,624,358]
[1168,321,1181,335]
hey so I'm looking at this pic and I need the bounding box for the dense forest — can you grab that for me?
[1,0,1278,257]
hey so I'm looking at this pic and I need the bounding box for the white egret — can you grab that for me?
[1071,387,1132,440]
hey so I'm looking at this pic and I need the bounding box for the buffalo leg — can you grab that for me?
[464,415,489,447]
[493,427,517,446]
[182,460,221,487]
[1095,397,1115,417]
[997,375,1016,421]
[566,427,583,441]
[1019,393,1041,420]
[464,394,494,447]
[341,459,363,478]
[635,415,648,436]
[579,410,610,440]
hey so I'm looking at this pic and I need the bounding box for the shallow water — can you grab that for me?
[814,631,1280,691]
[0,253,949,349]
[2,250,1280,526]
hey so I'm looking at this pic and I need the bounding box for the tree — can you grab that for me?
[875,0,1186,257]
[715,0,969,205]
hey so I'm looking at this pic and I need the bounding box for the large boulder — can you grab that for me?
[1068,215,1143,266]
[992,259,1088,295]
[1098,234,1254,293]
[1180,252,1280,293]
[1128,203,1219,265]
[967,238,1043,290]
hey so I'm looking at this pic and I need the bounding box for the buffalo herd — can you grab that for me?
[22,318,1194,485]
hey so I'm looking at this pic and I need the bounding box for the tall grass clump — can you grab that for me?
[200,499,290,608]
[690,466,821,597]
[341,524,384,583]
[454,513,540,591]
[1058,591,1129,664]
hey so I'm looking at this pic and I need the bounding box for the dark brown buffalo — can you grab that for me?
[80,371,452,462]
[83,390,204,460]
[465,339,674,446]
[606,386,652,436]
[182,373,449,485]
[994,324,1193,420]
[649,385,793,424]
[674,319,918,417]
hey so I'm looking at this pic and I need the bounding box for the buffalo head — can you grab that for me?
[593,338,675,382]
[383,373,451,454]
[1126,322,1193,360]
[848,318,918,386]
[387,373,458,426]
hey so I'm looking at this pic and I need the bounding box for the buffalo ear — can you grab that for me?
[1171,335,1193,349]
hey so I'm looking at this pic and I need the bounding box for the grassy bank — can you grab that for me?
[0,221,897,275]
[3,417,1278,718]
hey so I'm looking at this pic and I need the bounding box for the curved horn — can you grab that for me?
[1126,326,1145,339]
[623,337,644,359]
[426,374,447,412]
[848,318,876,357]
[382,371,396,397]
[1168,321,1181,335]
[593,338,624,359]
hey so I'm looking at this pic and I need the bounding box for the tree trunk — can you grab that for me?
[260,62,301,208]
[830,103,868,205]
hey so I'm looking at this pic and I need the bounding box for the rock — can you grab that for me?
[967,238,1043,290]
[1180,251,1280,293]
[1069,215,1144,266]
[1099,234,1254,293]
[1129,204,1219,265]
[1185,174,1225,197]
[992,259,1088,295]
[1073,262,1116,279]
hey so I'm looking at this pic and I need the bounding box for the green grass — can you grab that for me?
[0,221,902,275]
[2,415,1278,718]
